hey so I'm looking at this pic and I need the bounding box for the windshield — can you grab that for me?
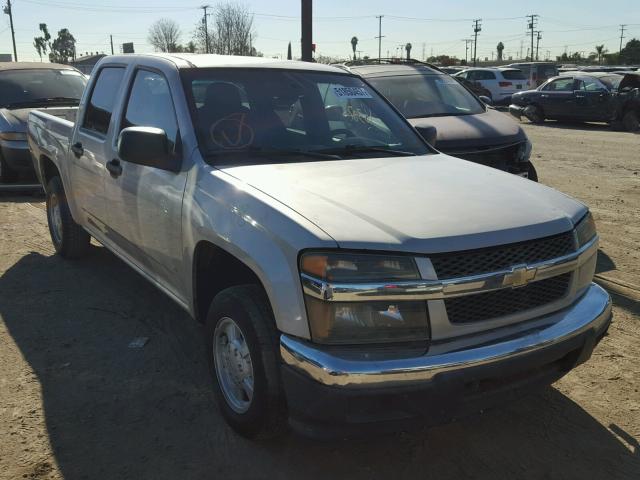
[0,69,86,108]
[366,74,485,118]
[182,68,430,161]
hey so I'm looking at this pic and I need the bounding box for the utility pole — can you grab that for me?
[201,5,210,54]
[472,19,481,66]
[535,31,542,61]
[463,39,472,64]
[375,15,384,62]
[301,0,312,61]
[619,24,627,54]
[110,34,114,55]
[3,0,17,61]
[421,42,425,61]
[527,14,538,62]
[519,39,523,60]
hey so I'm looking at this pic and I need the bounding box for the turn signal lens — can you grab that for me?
[300,252,419,282]
[575,213,597,247]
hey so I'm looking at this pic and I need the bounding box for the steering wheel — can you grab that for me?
[330,128,356,139]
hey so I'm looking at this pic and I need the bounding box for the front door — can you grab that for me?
[69,66,126,229]
[104,68,187,296]
[539,77,576,118]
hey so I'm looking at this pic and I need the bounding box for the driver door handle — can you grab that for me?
[71,142,84,158]
[106,159,123,178]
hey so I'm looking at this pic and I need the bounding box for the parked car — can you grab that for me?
[454,67,529,105]
[29,53,611,439]
[439,66,464,75]
[509,72,639,131]
[453,75,493,98]
[348,63,537,179]
[0,62,86,182]
[505,62,559,88]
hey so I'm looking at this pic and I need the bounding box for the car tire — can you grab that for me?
[205,285,286,439]
[622,110,640,132]
[46,176,91,259]
[527,163,539,182]
[523,105,544,124]
[0,153,18,183]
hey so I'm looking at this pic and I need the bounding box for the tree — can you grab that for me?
[193,18,215,53]
[351,36,358,60]
[405,43,412,60]
[620,38,640,65]
[49,28,76,64]
[148,19,181,53]
[211,2,255,55]
[593,45,607,64]
[33,23,51,62]
[497,42,504,61]
[287,41,292,60]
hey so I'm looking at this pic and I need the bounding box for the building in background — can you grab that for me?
[0,54,13,62]
[70,53,106,74]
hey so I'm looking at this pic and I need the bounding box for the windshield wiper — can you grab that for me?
[5,97,80,108]
[207,147,341,161]
[316,145,416,157]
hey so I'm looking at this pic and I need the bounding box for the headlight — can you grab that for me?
[575,212,597,247]
[0,131,27,141]
[300,252,429,345]
[516,139,532,162]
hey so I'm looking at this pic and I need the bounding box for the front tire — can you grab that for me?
[523,104,545,124]
[205,285,286,439]
[527,163,539,182]
[46,176,91,259]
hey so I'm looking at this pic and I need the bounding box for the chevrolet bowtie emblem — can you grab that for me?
[502,264,537,288]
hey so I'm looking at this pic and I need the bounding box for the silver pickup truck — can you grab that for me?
[28,53,611,439]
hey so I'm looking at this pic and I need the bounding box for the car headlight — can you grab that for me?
[516,139,532,162]
[0,131,27,141]
[575,212,597,247]
[299,252,429,345]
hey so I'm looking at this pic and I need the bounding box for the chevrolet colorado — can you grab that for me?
[28,53,611,439]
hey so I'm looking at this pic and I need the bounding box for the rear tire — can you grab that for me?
[523,104,544,124]
[46,176,91,259]
[0,153,18,183]
[622,110,640,132]
[205,285,286,439]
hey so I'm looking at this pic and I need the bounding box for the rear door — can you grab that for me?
[539,77,576,117]
[104,67,187,294]
[69,66,126,229]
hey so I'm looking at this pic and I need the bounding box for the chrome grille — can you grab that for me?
[445,273,572,324]
[431,231,576,280]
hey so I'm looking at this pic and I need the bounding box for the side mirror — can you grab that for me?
[117,126,179,172]
[415,125,437,146]
[479,95,493,106]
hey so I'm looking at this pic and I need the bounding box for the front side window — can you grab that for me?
[543,78,575,92]
[83,67,126,135]
[0,68,86,109]
[122,70,178,150]
[367,74,485,118]
[182,68,430,162]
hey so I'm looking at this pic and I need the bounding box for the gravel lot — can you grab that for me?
[1,119,639,479]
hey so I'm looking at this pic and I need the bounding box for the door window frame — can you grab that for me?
[79,64,128,140]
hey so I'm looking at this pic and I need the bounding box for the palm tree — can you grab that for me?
[594,45,607,64]
[497,42,504,61]
[405,42,412,60]
[351,36,358,61]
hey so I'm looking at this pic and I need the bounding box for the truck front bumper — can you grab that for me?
[280,283,611,437]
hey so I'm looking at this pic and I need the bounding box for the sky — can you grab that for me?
[1,0,639,63]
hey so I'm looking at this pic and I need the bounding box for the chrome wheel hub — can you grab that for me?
[213,317,254,413]
[49,193,63,244]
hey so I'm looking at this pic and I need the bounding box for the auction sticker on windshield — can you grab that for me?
[332,86,373,99]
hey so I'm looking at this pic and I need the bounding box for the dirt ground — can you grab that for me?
[1,119,639,480]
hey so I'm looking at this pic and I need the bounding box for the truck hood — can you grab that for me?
[219,154,587,253]
[409,108,526,152]
[0,108,29,132]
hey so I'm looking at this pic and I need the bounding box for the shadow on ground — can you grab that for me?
[1,249,639,479]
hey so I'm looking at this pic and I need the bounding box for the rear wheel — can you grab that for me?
[205,285,286,439]
[0,153,17,183]
[622,110,640,132]
[46,176,91,259]
[523,104,544,124]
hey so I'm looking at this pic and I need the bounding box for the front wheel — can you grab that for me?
[205,285,286,439]
[523,104,545,124]
[46,176,91,259]
[527,163,539,182]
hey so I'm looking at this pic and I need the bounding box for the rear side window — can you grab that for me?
[478,71,496,80]
[501,70,526,80]
[121,70,179,150]
[83,67,125,135]
[543,77,575,92]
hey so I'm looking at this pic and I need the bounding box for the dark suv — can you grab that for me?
[347,61,537,180]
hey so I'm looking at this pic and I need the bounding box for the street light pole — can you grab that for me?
[301,0,313,61]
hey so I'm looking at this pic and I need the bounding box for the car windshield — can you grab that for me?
[182,68,430,162]
[0,69,86,108]
[366,74,485,118]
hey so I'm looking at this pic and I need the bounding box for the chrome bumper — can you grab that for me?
[280,283,611,388]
